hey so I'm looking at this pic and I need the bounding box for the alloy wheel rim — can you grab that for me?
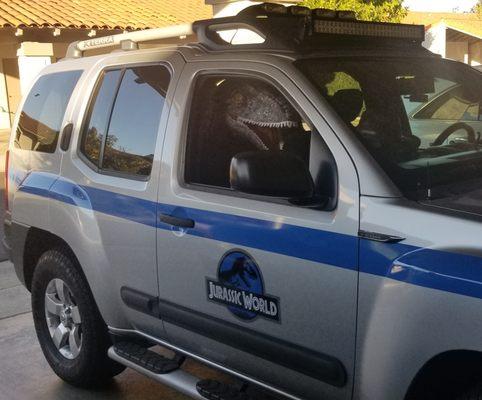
[44,278,82,360]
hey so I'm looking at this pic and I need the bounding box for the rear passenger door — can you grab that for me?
[54,56,181,335]
[9,69,82,229]
[156,62,360,400]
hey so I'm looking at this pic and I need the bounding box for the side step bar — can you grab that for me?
[108,344,206,400]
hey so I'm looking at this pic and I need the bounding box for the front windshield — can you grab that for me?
[297,57,482,200]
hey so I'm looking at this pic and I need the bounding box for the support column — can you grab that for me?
[0,60,11,130]
[16,42,53,96]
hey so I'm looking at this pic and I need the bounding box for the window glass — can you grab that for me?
[185,76,335,200]
[16,70,82,153]
[102,65,170,176]
[413,78,482,121]
[80,69,121,166]
[297,58,482,200]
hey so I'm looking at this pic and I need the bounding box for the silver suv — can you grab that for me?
[4,3,482,400]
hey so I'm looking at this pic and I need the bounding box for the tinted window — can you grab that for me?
[185,76,338,203]
[80,69,121,166]
[16,70,82,152]
[413,83,481,121]
[298,58,482,200]
[102,66,170,176]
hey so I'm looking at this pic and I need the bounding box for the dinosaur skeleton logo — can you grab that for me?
[206,250,279,321]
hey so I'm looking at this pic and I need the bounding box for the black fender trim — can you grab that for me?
[157,298,347,388]
[121,286,160,318]
[9,220,30,286]
[121,288,347,387]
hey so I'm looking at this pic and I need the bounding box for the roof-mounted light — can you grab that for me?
[312,8,337,19]
[337,10,356,20]
[289,5,311,16]
[313,19,425,41]
[257,3,288,15]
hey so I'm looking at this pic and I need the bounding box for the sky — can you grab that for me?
[404,0,478,12]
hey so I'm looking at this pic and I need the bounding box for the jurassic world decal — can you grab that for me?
[206,250,280,322]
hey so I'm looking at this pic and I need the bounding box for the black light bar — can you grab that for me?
[313,19,425,41]
[194,2,426,52]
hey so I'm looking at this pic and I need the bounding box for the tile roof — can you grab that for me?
[0,0,213,30]
[404,11,482,39]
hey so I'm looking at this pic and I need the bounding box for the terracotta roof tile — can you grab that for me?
[0,0,212,30]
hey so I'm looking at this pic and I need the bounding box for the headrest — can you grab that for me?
[328,89,364,125]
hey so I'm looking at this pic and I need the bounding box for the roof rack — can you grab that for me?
[66,24,194,58]
[65,2,425,58]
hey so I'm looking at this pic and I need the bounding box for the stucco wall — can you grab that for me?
[446,41,469,63]
[469,41,482,66]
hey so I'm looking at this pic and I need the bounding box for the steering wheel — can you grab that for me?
[432,122,476,147]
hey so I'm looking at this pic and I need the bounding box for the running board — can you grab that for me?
[108,344,206,400]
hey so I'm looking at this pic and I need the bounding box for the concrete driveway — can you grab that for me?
[0,260,229,400]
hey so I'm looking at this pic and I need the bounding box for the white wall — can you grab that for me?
[0,61,11,130]
[423,22,447,58]
[469,41,482,66]
[16,42,53,96]
[446,41,469,63]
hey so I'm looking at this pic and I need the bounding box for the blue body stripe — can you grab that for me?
[18,172,482,300]
[361,240,482,300]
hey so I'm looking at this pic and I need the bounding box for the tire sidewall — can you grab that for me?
[31,249,106,384]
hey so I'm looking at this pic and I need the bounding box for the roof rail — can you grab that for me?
[65,23,194,58]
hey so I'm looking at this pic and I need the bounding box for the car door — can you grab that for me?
[156,60,360,400]
[53,52,184,336]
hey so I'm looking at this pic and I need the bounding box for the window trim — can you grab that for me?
[77,62,172,181]
[179,70,338,209]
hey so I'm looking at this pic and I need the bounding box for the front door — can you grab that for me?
[156,61,360,400]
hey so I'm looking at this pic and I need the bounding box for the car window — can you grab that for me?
[297,58,482,200]
[412,82,481,121]
[80,69,122,166]
[184,75,336,204]
[80,65,170,177]
[16,70,82,153]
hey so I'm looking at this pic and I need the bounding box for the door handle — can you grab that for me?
[159,213,195,229]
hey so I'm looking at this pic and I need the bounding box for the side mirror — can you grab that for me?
[230,151,314,199]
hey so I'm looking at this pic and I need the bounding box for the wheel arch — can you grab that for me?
[23,227,79,291]
[21,225,129,328]
[405,350,482,400]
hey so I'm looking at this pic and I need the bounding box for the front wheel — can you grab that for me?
[31,248,125,387]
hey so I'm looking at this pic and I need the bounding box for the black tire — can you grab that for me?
[31,247,125,387]
[457,383,482,400]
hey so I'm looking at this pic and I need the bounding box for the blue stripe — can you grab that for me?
[361,240,482,300]
[158,204,358,270]
[18,172,482,301]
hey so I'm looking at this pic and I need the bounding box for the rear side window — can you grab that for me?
[80,70,121,166]
[15,70,82,153]
[80,65,170,178]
